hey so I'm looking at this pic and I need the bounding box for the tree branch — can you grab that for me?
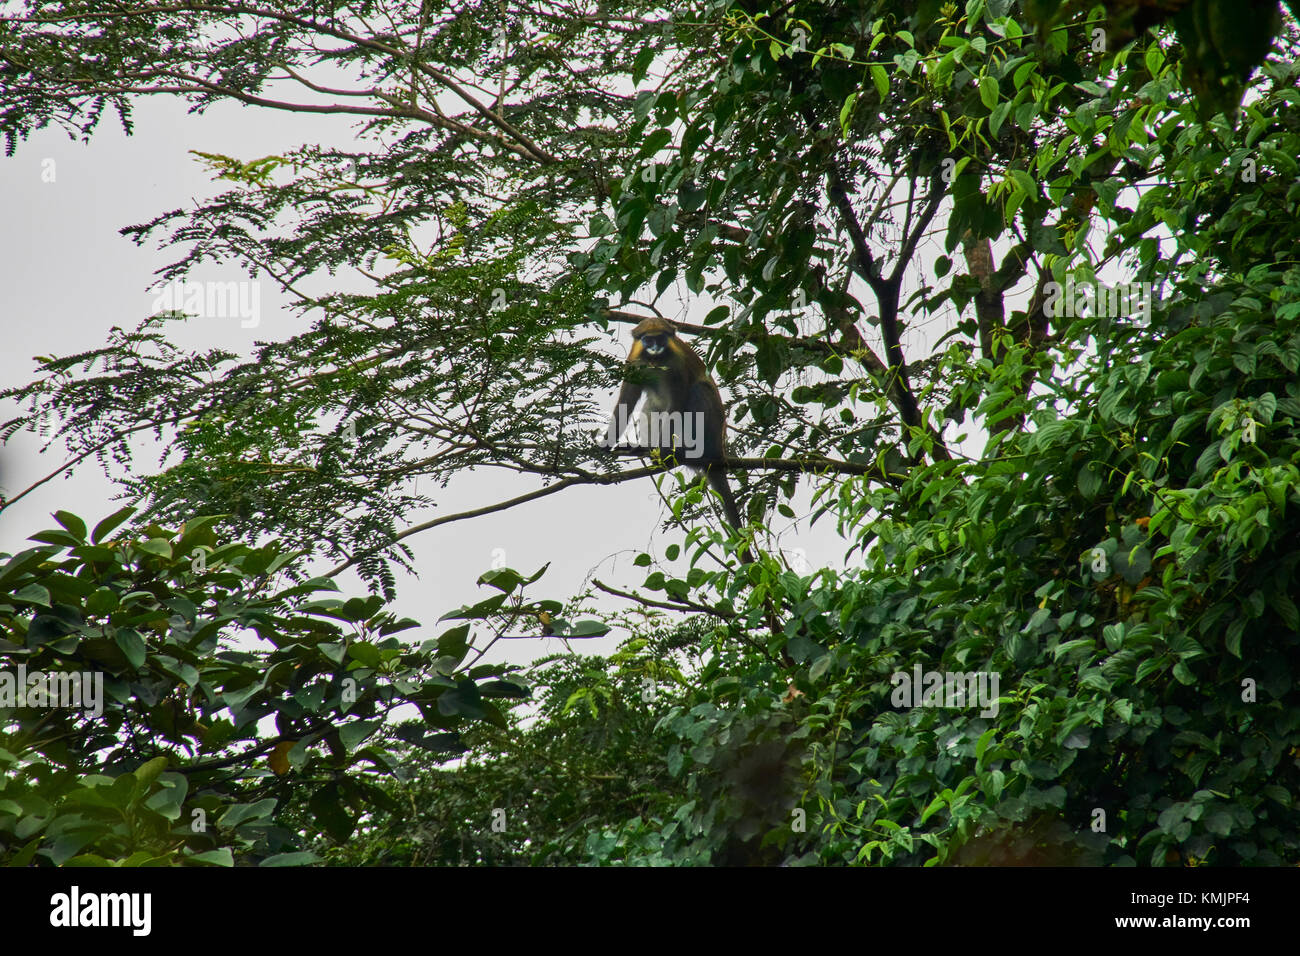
[592,578,736,619]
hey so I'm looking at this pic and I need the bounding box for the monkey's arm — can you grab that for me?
[601,380,642,448]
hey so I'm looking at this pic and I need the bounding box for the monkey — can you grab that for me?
[602,319,787,647]
[602,317,746,536]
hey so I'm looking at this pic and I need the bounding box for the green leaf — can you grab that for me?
[0,546,58,589]
[134,756,169,791]
[1078,462,1103,499]
[439,593,507,620]
[479,679,531,699]
[28,529,82,547]
[989,100,1012,138]
[1024,607,1051,632]
[631,45,655,86]
[1272,594,1299,633]
[86,586,119,615]
[979,75,999,110]
[188,848,235,867]
[219,798,277,828]
[115,628,146,670]
[348,641,382,668]
[478,567,523,593]
[136,538,173,558]
[870,64,889,100]
[309,785,356,842]
[436,624,471,661]
[340,718,383,751]
[50,833,97,865]
[52,511,87,542]
[260,851,322,867]
[1225,618,1246,657]
[13,583,51,607]
[839,92,859,136]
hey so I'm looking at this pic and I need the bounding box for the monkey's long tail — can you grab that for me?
[705,467,753,564]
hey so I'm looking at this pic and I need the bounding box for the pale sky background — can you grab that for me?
[0,92,862,670]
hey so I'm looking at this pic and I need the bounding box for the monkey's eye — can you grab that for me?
[641,335,666,355]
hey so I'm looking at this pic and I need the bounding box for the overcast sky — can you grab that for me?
[0,92,856,669]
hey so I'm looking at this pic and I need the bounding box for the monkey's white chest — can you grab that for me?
[635,386,703,457]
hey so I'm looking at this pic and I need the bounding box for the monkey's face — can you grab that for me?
[629,318,677,367]
[635,331,670,362]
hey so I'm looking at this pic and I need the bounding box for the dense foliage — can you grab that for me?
[0,509,559,864]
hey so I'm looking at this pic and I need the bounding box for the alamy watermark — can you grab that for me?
[0,665,103,718]
[1042,278,1154,322]
[891,665,1000,718]
[604,408,706,459]
[151,279,262,329]
[49,886,151,936]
